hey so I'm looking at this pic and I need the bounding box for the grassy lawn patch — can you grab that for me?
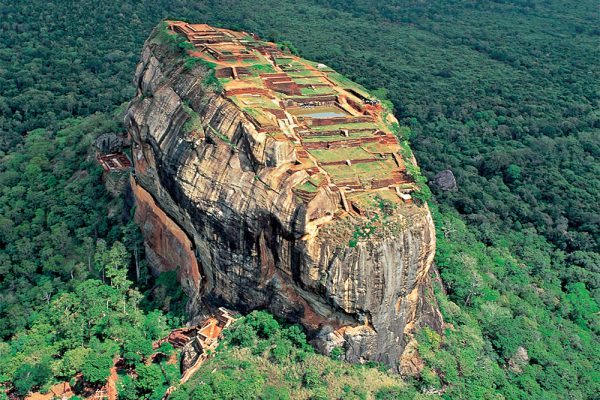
[310,122,381,132]
[308,147,371,162]
[247,62,276,75]
[296,180,318,193]
[302,130,375,142]
[300,86,336,95]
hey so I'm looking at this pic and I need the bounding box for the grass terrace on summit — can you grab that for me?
[168,21,417,214]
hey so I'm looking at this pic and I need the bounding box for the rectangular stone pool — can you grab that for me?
[288,106,349,119]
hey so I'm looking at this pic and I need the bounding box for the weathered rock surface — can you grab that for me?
[125,26,442,371]
[508,346,530,373]
[431,169,457,191]
[94,132,124,154]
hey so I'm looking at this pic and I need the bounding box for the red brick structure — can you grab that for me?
[97,153,131,172]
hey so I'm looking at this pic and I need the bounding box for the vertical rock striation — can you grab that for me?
[125,23,442,371]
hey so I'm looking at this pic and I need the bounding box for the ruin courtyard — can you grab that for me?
[168,22,417,214]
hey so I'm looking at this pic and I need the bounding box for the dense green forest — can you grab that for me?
[0,0,598,399]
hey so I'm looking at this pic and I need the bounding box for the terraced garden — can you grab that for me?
[168,21,417,211]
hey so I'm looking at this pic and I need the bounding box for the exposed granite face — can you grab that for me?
[125,27,442,372]
[431,169,458,192]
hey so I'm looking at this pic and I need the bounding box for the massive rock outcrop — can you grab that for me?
[125,22,442,372]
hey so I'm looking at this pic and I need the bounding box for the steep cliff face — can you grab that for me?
[125,23,442,371]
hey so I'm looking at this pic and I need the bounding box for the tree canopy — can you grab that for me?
[0,0,597,398]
